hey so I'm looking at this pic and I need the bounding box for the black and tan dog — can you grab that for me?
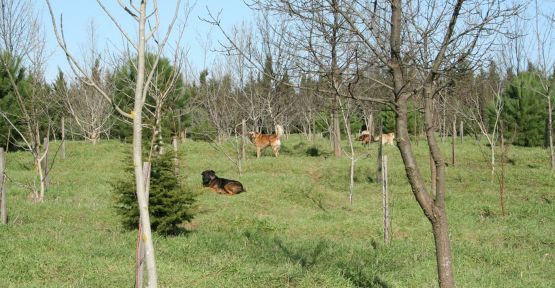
[201,170,245,195]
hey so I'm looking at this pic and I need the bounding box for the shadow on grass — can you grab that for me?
[273,238,326,269]
[242,229,391,287]
[341,267,390,288]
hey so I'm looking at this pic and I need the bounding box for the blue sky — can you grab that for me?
[42,1,255,82]
[37,1,555,82]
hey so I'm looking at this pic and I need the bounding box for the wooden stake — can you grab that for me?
[376,120,383,184]
[177,109,182,143]
[43,137,49,189]
[1,148,7,224]
[368,113,374,140]
[451,121,456,167]
[459,120,464,144]
[172,136,179,174]
[241,119,246,161]
[382,155,390,245]
[61,117,65,159]
[499,121,506,216]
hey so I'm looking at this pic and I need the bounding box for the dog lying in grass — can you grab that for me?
[201,170,245,195]
[248,124,284,158]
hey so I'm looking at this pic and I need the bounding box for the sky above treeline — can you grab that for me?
[41,1,255,82]
[40,1,555,83]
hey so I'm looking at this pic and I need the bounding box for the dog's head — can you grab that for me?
[247,131,258,142]
[201,170,217,186]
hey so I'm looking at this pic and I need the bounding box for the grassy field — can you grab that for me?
[0,135,553,287]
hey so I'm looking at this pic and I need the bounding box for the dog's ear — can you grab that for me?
[204,170,216,179]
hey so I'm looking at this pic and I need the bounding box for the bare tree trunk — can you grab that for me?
[241,119,246,161]
[390,0,456,281]
[36,156,45,202]
[42,137,49,189]
[133,3,157,286]
[548,94,554,171]
[1,148,6,224]
[397,88,455,287]
[424,89,456,287]
[348,149,355,204]
[376,120,383,183]
[367,113,374,140]
[136,223,145,288]
[499,121,507,216]
[61,117,65,159]
[382,155,390,245]
[441,99,447,143]
[459,120,464,144]
[177,109,183,143]
[332,105,342,157]
[430,152,436,196]
[136,162,151,288]
[451,120,456,167]
[172,136,179,174]
[328,114,334,150]
[4,128,11,152]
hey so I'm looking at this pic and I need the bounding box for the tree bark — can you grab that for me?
[136,162,151,288]
[133,3,157,286]
[430,152,436,197]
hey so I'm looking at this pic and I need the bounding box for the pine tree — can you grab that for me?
[113,151,196,236]
[490,72,552,147]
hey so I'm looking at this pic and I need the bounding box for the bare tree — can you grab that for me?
[336,1,521,286]
[61,61,113,144]
[281,0,356,157]
[338,96,368,204]
[532,0,555,170]
[467,81,504,179]
[0,0,52,202]
[47,1,184,286]
[55,22,113,144]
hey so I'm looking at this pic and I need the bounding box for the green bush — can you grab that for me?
[112,151,196,236]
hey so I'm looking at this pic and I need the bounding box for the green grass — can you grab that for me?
[0,135,553,287]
